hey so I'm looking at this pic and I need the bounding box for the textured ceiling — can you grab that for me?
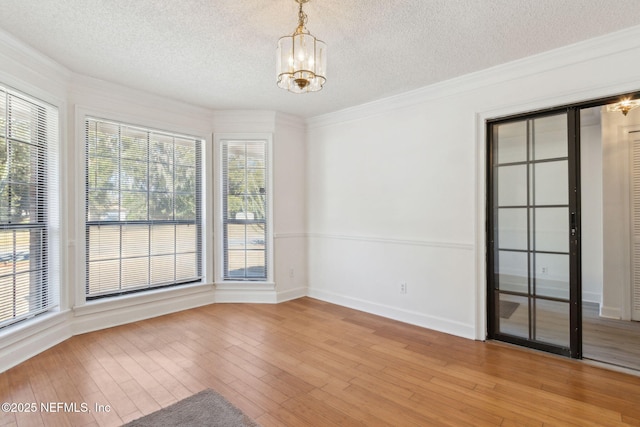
[0,1,639,118]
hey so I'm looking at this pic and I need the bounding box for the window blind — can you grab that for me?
[632,136,640,319]
[0,86,58,329]
[85,118,202,298]
[222,140,267,280]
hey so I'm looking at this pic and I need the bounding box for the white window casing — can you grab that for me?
[215,133,273,285]
[0,85,59,329]
[85,118,203,299]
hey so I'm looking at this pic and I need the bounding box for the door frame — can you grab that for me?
[486,107,581,358]
[482,91,640,359]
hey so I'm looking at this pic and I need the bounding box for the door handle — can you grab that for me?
[570,212,576,236]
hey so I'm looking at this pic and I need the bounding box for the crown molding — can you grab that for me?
[0,29,70,103]
[275,111,306,131]
[212,110,306,133]
[0,28,71,81]
[212,110,280,133]
[71,74,213,120]
[307,25,640,129]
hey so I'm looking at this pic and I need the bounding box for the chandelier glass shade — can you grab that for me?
[277,0,326,93]
[606,98,640,116]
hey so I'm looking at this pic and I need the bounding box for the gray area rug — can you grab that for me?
[123,389,259,427]
[500,300,520,319]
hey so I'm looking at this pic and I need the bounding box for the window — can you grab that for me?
[222,139,268,280]
[0,86,58,329]
[85,118,202,298]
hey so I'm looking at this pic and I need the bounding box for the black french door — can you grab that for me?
[487,108,581,358]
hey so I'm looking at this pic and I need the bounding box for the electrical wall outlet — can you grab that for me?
[400,282,407,294]
[289,267,294,278]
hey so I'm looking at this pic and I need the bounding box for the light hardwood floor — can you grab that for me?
[1,297,640,426]
[583,302,640,371]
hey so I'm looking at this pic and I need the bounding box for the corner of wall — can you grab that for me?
[0,311,72,373]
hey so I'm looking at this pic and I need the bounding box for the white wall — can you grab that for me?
[273,114,308,300]
[306,104,477,337]
[601,105,640,319]
[580,113,604,304]
[306,26,640,340]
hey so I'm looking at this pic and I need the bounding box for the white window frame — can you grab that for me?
[0,84,60,329]
[214,133,274,286]
[74,107,212,309]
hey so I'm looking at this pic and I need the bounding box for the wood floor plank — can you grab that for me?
[308,387,394,426]
[280,393,363,427]
[583,302,640,371]
[253,412,288,427]
[1,297,639,426]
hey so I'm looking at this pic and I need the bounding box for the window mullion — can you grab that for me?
[147,131,151,289]
[7,120,12,224]
[118,125,123,292]
[12,230,16,318]
[173,137,177,282]
[244,146,248,274]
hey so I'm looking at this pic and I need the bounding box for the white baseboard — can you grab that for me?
[0,282,310,373]
[213,286,307,303]
[308,288,475,339]
[581,291,601,304]
[599,305,621,319]
[0,311,72,373]
[1,285,218,373]
[73,286,217,335]
[277,286,308,302]
[214,288,278,303]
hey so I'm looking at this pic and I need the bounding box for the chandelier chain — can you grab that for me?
[296,2,308,34]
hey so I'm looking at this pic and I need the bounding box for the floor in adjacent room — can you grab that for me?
[583,302,640,372]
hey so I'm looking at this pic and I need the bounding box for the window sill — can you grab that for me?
[74,282,215,317]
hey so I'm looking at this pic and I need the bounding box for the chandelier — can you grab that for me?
[606,98,640,116]
[276,0,326,93]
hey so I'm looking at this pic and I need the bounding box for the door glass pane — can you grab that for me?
[497,208,527,250]
[497,121,527,164]
[498,293,528,339]
[491,111,573,355]
[533,114,567,160]
[498,165,527,206]
[534,208,569,252]
[534,253,569,299]
[535,299,570,347]
[497,250,528,293]
[534,161,568,206]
